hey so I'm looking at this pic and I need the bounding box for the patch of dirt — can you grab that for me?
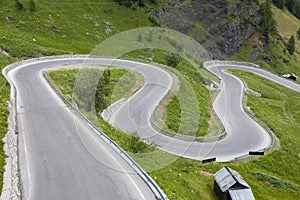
[199,170,213,178]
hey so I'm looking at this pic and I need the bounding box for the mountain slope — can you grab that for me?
[158,0,259,59]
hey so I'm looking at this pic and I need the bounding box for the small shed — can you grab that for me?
[213,166,255,200]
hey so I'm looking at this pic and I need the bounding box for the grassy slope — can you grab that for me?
[50,64,300,200]
[0,0,153,57]
[49,68,155,153]
[231,4,300,77]
[1,0,299,199]
[272,6,299,39]
[0,0,157,193]
[272,6,300,62]
[123,49,212,137]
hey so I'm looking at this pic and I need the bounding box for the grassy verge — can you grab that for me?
[48,67,141,104]
[51,67,300,199]
[0,0,160,194]
[0,55,18,193]
[48,68,154,153]
[123,49,219,137]
[150,70,300,200]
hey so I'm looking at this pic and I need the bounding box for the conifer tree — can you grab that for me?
[286,35,295,55]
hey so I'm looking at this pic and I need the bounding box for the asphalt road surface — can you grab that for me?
[8,58,158,200]
[108,60,300,161]
[7,57,300,199]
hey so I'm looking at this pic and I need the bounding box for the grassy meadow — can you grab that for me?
[49,65,300,200]
[0,1,299,199]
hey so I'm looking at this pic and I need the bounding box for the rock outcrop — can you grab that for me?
[157,0,260,59]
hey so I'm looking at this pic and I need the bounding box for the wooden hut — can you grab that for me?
[213,166,255,200]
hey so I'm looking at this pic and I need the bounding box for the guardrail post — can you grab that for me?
[43,70,168,200]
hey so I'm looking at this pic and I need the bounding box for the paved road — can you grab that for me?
[110,60,300,161]
[8,58,158,200]
[7,57,300,199]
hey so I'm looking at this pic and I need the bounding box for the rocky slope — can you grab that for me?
[156,0,260,59]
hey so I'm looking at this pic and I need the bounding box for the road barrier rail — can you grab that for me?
[3,55,168,200]
[203,61,275,160]
[42,59,168,200]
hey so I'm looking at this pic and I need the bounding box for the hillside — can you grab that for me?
[153,0,300,77]
[0,0,300,199]
[157,0,259,59]
[0,0,156,57]
[273,5,300,62]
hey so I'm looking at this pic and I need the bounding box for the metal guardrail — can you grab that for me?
[43,72,168,200]
[203,60,260,69]
[149,64,227,142]
[233,71,275,160]
[150,118,226,142]
[1,55,91,200]
[203,61,275,160]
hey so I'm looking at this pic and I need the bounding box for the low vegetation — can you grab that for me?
[1,0,300,199]
[231,0,300,80]
[0,0,156,58]
[123,48,214,137]
[48,68,155,154]
[50,63,300,199]
[0,0,159,194]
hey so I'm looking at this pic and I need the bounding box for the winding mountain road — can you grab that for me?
[5,56,300,199]
[7,58,159,200]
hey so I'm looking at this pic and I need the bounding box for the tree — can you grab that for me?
[166,53,180,68]
[297,28,300,40]
[73,69,101,112]
[295,2,300,19]
[286,35,295,55]
[259,0,278,44]
[115,0,132,7]
[286,0,297,15]
[29,0,36,11]
[15,0,23,10]
[95,69,111,113]
[272,0,285,9]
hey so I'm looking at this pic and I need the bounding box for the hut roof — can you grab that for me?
[213,166,250,192]
[229,188,255,200]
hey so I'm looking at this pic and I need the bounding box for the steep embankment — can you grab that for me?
[156,0,259,59]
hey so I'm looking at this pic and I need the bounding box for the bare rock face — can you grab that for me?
[158,0,260,59]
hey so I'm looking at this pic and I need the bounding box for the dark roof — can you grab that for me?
[213,166,250,192]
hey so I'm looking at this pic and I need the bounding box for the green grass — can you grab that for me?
[1,0,300,199]
[150,70,300,200]
[272,6,300,39]
[230,3,300,79]
[48,68,155,153]
[48,69,77,101]
[165,96,181,133]
[0,0,155,57]
[272,5,300,68]
[50,64,300,199]
[0,0,159,195]
[48,68,137,104]
[123,48,213,137]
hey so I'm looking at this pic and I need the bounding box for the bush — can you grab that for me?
[166,53,180,68]
[128,132,148,153]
